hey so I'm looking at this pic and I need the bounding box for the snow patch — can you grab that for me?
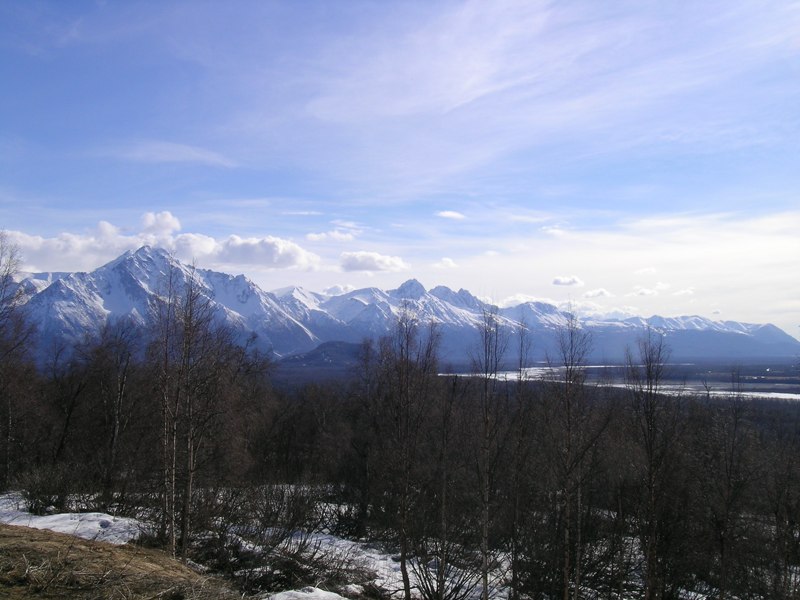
[0,492,142,545]
[267,587,349,600]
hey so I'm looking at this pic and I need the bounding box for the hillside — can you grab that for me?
[0,523,241,600]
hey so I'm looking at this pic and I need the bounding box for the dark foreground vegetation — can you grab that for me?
[2,236,800,600]
[0,523,241,599]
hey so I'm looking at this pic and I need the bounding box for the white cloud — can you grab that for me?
[142,211,181,236]
[433,257,458,269]
[553,275,584,287]
[564,300,604,316]
[451,210,799,337]
[542,226,567,237]
[584,288,613,298]
[323,284,355,296]
[630,287,658,297]
[10,227,136,272]
[114,140,236,168]
[172,233,217,258]
[213,235,319,269]
[593,306,640,320]
[306,219,363,243]
[509,213,550,224]
[9,212,318,272]
[340,251,410,272]
[625,281,673,298]
[96,220,120,238]
[499,293,558,307]
[306,230,356,242]
[436,211,466,220]
[673,287,695,296]
[332,220,362,230]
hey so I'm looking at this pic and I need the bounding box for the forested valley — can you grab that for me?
[2,243,800,600]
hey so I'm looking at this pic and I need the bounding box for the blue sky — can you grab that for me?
[1,0,799,338]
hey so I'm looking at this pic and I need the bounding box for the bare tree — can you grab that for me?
[371,307,440,600]
[0,232,22,325]
[411,373,481,600]
[625,328,684,600]
[692,369,756,598]
[542,311,597,600]
[471,306,510,600]
[762,414,800,599]
[150,260,218,558]
[0,232,34,488]
[79,319,141,509]
[149,259,263,560]
[505,316,535,600]
[151,260,182,555]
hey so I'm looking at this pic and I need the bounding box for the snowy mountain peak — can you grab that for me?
[273,285,324,312]
[103,245,182,284]
[429,285,484,311]
[111,245,173,267]
[14,247,800,365]
[390,279,427,300]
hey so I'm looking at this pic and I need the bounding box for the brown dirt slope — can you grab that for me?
[0,522,242,600]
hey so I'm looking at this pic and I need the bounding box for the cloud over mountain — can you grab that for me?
[8,212,318,273]
[340,251,410,272]
[553,275,584,287]
[584,288,613,298]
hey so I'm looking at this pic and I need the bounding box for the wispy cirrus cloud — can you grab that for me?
[111,140,237,168]
[218,0,800,196]
[306,230,356,242]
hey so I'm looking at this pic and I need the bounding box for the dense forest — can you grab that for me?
[2,238,800,600]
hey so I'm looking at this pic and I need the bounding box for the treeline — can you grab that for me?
[2,240,800,599]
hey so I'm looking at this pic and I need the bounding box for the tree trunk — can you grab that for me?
[400,516,413,600]
[573,483,582,600]
[563,487,571,600]
[180,412,193,561]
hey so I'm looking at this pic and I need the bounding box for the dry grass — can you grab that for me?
[0,523,244,600]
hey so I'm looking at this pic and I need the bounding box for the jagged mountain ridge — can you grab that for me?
[16,246,800,364]
[21,246,318,357]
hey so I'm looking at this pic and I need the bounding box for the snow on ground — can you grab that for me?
[0,492,141,544]
[303,532,503,600]
[0,490,504,598]
[267,587,349,600]
[306,533,408,595]
[0,489,418,593]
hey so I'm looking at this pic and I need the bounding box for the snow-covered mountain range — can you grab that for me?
[15,246,800,366]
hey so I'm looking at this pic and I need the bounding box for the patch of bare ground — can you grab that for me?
[0,523,243,600]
